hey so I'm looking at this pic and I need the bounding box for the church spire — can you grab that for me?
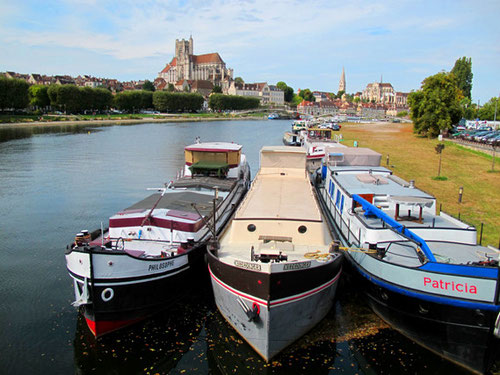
[338,66,346,93]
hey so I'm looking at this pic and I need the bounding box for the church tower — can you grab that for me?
[338,66,346,93]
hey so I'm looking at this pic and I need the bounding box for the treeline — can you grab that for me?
[1,78,262,114]
[208,94,260,111]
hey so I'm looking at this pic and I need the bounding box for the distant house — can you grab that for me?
[269,85,285,105]
[154,77,168,91]
[227,81,283,105]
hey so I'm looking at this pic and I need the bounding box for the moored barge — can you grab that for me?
[65,142,250,337]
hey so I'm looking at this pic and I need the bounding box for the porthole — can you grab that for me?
[298,225,307,234]
[247,224,256,232]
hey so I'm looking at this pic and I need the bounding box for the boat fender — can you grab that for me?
[494,312,500,338]
[101,288,114,302]
[247,303,260,322]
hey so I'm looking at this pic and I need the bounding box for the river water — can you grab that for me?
[0,120,471,374]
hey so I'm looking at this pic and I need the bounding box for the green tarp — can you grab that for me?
[189,161,229,177]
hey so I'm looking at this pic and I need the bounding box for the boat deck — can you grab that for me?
[355,207,467,230]
[124,190,223,217]
[376,240,499,267]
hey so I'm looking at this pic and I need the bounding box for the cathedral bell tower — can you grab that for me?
[338,66,346,93]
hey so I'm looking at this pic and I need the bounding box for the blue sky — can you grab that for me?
[1,0,499,103]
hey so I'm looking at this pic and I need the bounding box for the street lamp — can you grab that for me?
[458,186,464,203]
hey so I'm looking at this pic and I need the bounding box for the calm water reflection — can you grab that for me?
[0,120,470,374]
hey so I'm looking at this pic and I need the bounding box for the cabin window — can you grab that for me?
[330,182,335,199]
[298,225,307,234]
[247,224,256,232]
[336,190,341,207]
[340,195,344,213]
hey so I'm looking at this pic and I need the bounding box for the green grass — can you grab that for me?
[340,122,500,247]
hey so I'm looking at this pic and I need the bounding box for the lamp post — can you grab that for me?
[492,94,498,171]
[458,186,464,203]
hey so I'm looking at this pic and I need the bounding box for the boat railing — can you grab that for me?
[318,184,362,248]
[352,194,437,262]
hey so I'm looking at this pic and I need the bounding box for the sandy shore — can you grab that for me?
[0,115,266,129]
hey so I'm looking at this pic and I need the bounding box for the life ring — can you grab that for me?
[101,288,114,302]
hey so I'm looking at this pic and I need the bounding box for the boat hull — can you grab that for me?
[208,251,342,361]
[68,244,206,337]
[345,254,500,374]
[315,183,500,374]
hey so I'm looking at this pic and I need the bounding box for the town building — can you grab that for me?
[158,36,233,91]
[227,82,284,105]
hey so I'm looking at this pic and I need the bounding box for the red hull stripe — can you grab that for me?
[269,269,341,307]
[208,265,267,305]
[85,316,144,337]
[208,265,341,308]
[307,154,325,159]
[109,216,204,232]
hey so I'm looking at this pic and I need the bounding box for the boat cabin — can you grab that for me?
[184,142,242,178]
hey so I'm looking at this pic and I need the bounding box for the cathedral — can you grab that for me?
[157,37,233,90]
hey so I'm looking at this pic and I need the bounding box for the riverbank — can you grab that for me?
[339,121,499,247]
[0,114,267,129]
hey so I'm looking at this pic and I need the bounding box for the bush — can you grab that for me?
[153,92,204,112]
[208,94,260,111]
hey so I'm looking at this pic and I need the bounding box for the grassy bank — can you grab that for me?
[339,122,500,247]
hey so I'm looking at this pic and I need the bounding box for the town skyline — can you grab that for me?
[1,0,499,103]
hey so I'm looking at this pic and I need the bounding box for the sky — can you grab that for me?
[1,0,499,103]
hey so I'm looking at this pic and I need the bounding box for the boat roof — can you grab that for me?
[185,142,242,152]
[331,166,433,199]
[122,191,221,217]
[172,176,236,191]
[235,146,322,221]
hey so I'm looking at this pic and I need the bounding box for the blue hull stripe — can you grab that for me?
[420,262,499,279]
[351,257,500,312]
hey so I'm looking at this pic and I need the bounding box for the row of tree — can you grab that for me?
[208,94,260,111]
[408,57,498,137]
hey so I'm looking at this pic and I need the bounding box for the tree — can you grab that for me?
[234,77,244,84]
[336,90,345,99]
[167,83,175,92]
[0,77,29,110]
[298,88,315,102]
[408,72,462,138]
[451,57,473,99]
[276,81,295,103]
[212,85,222,94]
[143,80,155,92]
[353,97,361,103]
[153,92,204,112]
[208,94,260,111]
[435,144,445,178]
[478,97,500,120]
[28,85,50,109]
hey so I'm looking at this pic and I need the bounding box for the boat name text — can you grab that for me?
[423,277,477,294]
[283,261,311,271]
[234,260,261,271]
[149,260,175,271]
